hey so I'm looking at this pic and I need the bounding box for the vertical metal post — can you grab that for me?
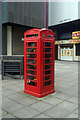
[44,0,47,28]
[0,2,2,80]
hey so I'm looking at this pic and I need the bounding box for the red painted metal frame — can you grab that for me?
[24,28,55,98]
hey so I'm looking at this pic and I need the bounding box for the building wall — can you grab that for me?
[0,2,2,80]
[2,2,45,28]
[0,2,2,55]
[73,44,78,61]
[12,24,32,55]
[2,24,7,55]
[78,1,80,19]
[7,26,12,56]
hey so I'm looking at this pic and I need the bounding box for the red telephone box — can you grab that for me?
[24,28,55,98]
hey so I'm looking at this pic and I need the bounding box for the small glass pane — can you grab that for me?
[45,70,51,75]
[27,80,37,86]
[28,42,37,47]
[28,48,37,52]
[28,59,34,64]
[28,54,37,58]
[28,65,36,69]
[28,70,35,75]
[45,65,51,69]
[44,76,50,80]
[45,59,51,64]
[45,54,51,58]
[28,75,37,81]
[44,42,51,47]
[28,59,37,64]
[45,48,51,52]
[44,81,51,86]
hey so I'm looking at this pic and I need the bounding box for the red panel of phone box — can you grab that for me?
[24,28,55,98]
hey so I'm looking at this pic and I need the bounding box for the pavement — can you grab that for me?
[1,60,78,119]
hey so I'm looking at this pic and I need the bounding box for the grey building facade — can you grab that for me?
[48,1,80,61]
[1,1,46,79]
[2,2,45,56]
[1,1,80,79]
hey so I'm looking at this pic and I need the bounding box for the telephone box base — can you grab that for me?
[24,89,55,98]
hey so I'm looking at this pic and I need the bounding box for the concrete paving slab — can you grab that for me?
[2,110,8,117]
[2,96,14,107]
[29,101,52,112]
[43,106,70,118]
[67,97,78,104]
[7,93,26,101]
[73,109,78,114]
[18,97,38,106]
[3,114,16,118]
[54,101,78,112]
[12,106,41,118]
[2,89,17,97]
[3,101,24,113]
[42,96,64,106]
[66,113,78,118]
[2,60,78,118]
[51,92,71,100]
[34,113,51,118]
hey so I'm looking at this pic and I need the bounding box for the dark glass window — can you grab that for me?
[45,65,51,69]
[45,70,51,75]
[26,34,38,37]
[28,42,37,47]
[45,59,51,64]
[28,54,37,58]
[28,59,35,64]
[45,48,51,52]
[45,54,51,58]
[76,44,80,56]
[28,65,35,69]
[44,81,51,86]
[44,42,51,47]
[28,48,37,52]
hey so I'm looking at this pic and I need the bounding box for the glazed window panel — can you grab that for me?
[28,54,37,58]
[45,48,51,52]
[44,81,51,86]
[44,75,53,81]
[28,48,37,52]
[28,70,37,75]
[44,42,51,47]
[45,59,51,64]
[28,75,37,81]
[28,59,37,64]
[45,70,51,75]
[45,54,51,58]
[28,42,37,47]
[45,65,51,69]
[27,80,37,86]
[28,65,37,69]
